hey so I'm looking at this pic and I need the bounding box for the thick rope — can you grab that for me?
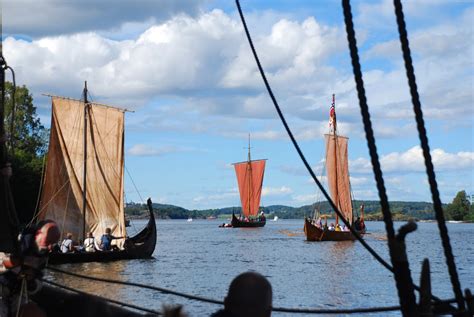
[42,279,161,315]
[46,266,465,314]
[5,65,15,153]
[392,0,465,311]
[47,266,223,305]
[341,0,417,314]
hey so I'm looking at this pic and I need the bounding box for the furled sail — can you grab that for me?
[234,159,266,217]
[38,97,126,245]
[325,134,353,225]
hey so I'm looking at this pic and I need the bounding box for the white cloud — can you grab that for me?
[262,186,293,197]
[350,176,370,186]
[192,188,239,204]
[127,144,187,156]
[350,146,474,174]
[361,6,473,124]
[292,193,317,205]
[4,9,352,123]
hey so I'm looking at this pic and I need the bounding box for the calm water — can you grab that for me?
[47,220,474,316]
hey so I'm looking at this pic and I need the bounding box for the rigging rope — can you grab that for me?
[340,0,416,314]
[42,279,162,316]
[45,266,463,314]
[31,153,47,225]
[5,65,16,153]
[392,0,465,311]
[47,266,223,305]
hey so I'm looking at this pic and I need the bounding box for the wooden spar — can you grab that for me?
[82,81,88,242]
[41,94,134,113]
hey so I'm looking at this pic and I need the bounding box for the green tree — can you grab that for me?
[445,190,471,221]
[4,82,48,223]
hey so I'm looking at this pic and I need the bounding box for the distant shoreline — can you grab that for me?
[127,214,473,223]
[125,200,473,222]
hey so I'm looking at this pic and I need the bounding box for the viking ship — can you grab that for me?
[231,136,267,228]
[37,83,156,264]
[304,95,365,241]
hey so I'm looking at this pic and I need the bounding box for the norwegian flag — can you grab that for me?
[329,95,336,131]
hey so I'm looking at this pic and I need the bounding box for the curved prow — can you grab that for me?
[126,198,157,258]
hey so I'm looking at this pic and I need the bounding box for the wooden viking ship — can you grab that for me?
[38,83,156,264]
[231,136,267,228]
[304,95,366,241]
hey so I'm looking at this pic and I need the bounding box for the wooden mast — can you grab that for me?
[247,133,251,217]
[331,93,340,225]
[82,81,89,242]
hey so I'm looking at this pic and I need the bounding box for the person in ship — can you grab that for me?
[100,228,125,251]
[60,233,74,253]
[83,232,96,252]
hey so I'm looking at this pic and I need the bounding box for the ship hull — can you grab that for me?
[231,212,266,228]
[48,201,156,264]
[304,217,358,241]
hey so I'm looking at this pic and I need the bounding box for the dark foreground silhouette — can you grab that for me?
[211,271,272,317]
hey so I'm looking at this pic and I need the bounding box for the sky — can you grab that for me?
[2,0,473,210]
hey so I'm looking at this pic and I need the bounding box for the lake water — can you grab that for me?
[47,220,474,316]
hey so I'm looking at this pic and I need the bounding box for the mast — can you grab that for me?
[331,94,340,225]
[247,134,251,216]
[82,81,88,241]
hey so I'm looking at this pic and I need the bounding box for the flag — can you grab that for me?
[329,101,336,131]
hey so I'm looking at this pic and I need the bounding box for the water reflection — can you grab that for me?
[324,241,356,306]
[47,260,129,299]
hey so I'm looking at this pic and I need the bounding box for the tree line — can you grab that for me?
[3,82,48,224]
[125,193,473,222]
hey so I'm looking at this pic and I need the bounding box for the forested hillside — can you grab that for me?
[125,199,453,221]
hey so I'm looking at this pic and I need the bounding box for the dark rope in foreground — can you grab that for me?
[393,0,465,311]
[341,0,417,314]
[47,266,464,314]
[4,65,16,153]
[42,279,162,315]
[47,266,223,305]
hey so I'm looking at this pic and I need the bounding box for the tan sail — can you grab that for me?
[325,133,353,225]
[234,159,266,217]
[38,96,126,245]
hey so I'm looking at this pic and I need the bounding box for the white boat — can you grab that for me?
[187,218,193,222]
[273,216,278,221]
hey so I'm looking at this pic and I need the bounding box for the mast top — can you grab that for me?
[247,133,251,162]
[83,81,88,104]
[330,93,337,135]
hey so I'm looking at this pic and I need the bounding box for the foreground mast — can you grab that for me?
[82,81,88,242]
